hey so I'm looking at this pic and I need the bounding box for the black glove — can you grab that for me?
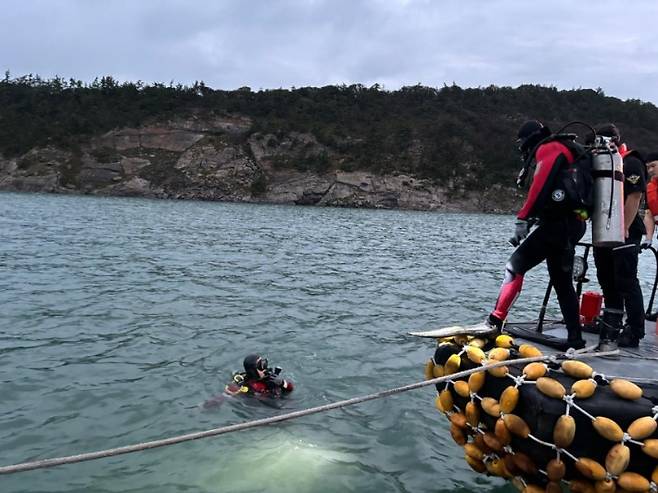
[271,375,284,387]
[509,219,530,247]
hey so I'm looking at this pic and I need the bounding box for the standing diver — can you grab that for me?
[483,120,587,350]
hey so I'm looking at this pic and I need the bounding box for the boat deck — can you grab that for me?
[505,319,658,383]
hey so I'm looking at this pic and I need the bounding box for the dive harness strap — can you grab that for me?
[592,169,624,181]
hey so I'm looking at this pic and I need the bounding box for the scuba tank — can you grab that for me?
[590,136,624,247]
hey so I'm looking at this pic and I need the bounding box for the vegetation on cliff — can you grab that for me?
[2,73,658,188]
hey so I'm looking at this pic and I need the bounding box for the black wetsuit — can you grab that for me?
[593,150,647,340]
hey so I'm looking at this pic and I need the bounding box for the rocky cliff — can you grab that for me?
[0,114,523,212]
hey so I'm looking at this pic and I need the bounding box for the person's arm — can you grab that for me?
[516,142,570,220]
[623,155,647,238]
[624,192,642,238]
[644,209,655,243]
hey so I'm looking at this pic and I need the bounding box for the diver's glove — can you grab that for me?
[509,219,530,247]
[641,237,653,250]
[271,375,285,387]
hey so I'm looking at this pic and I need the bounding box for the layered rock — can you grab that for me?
[0,114,523,212]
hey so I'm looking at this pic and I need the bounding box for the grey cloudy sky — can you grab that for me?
[2,0,658,103]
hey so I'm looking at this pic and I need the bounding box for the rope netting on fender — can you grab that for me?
[426,333,658,493]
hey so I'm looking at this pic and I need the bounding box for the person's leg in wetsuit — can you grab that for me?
[545,217,586,346]
[489,218,586,347]
[593,245,625,347]
[615,234,645,347]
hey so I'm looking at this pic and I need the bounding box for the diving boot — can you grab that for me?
[596,308,623,356]
[566,335,586,350]
[486,314,504,331]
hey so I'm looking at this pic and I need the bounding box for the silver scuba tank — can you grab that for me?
[591,136,624,247]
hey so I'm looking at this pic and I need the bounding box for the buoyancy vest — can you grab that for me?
[647,178,658,222]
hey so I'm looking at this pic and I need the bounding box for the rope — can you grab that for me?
[0,350,616,475]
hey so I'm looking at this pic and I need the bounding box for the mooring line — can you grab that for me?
[0,350,616,475]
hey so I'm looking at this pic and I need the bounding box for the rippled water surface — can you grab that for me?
[1,192,656,493]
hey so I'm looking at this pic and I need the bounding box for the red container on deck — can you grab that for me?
[580,291,603,324]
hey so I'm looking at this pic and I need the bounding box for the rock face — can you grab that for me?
[0,114,523,212]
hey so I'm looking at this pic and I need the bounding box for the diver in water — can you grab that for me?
[225,354,294,398]
[202,354,294,410]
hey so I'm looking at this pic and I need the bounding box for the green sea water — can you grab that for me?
[1,192,655,493]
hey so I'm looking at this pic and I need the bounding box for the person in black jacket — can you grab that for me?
[591,124,647,349]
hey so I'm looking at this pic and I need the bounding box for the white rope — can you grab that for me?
[0,348,629,475]
[0,354,550,475]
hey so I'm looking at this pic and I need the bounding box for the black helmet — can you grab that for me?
[243,354,268,378]
[516,120,549,157]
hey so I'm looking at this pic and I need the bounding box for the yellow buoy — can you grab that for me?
[605,443,630,476]
[465,345,486,364]
[546,458,566,481]
[437,389,453,413]
[503,413,530,438]
[561,360,593,379]
[571,379,597,399]
[464,454,486,473]
[499,386,519,414]
[450,423,466,445]
[444,353,461,375]
[569,479,596,493]
[488,347,510,361]
[453,334,469,346]
[554,414,576,448]
[468,337,486,349]
[642,438,658,459]
[617,471,650,492]
[482,431,503,452]
[450,412,468,429]
[593,416,624,442]
[453,380,470,398]
[467,371,485,393]
[627,416,657,440]
[464,443,484,461]
[487,363,508,378]
[465,401,480,427]
[522,362,547,380]
[609,379,643,400]
[494,417,511,445]
[480,397,501,417]
[424,359,435,380]
[432,364,445,378]
[518,343,543,358]
[536,377,566,399]
[594,479,616,493]
[575,457,607,481]
[495,334,514,348]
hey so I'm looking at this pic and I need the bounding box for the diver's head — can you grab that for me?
[516,120,550,161]
[595,123,621,145]
[646,152,658,179]
[243,354,268,379]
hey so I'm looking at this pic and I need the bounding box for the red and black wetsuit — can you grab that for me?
[492,140,586,342]
[225,373,294,398]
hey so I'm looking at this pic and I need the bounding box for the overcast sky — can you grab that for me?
[2,0,658,103]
